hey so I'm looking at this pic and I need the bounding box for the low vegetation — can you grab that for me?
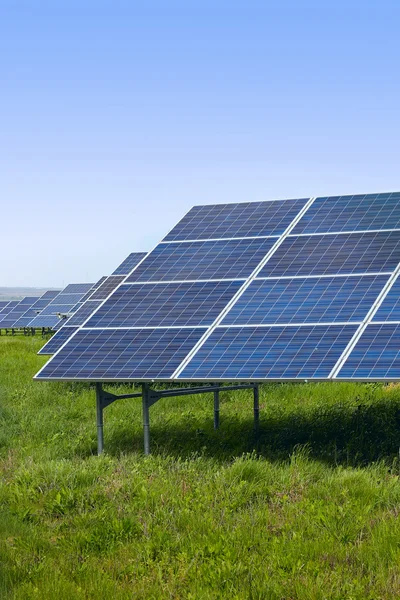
[1,336,400,599]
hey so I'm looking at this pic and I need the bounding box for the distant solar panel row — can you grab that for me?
[38,253,148,354]
[36,192,400,381]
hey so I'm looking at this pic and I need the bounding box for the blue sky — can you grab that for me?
[1,1,400,287]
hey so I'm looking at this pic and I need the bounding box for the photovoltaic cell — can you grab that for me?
[53,318,70,331]
[35,193,400,383]
[62,301,103,326]
[85,281,243,328]
[259,231,400,278]
[88,276,125,300]
[29,315,63,328]
[35,327,206,380]
[179,325,358,380]
[112,252,147,275]
[222,275,389,325]
[79,277,107,302]
[0,297,38,328]
[12,291,60,328]
[39,303,80,316]
[163,198,308,241]
[126,238,276,283]
[337,323,400,379]
[38,327,79,355]
[61,283,94,294]
[372,278,400,322]
[293,192,400,235]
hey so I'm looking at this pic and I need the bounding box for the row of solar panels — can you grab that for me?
[0,253,146,331]
[35,191,400,382]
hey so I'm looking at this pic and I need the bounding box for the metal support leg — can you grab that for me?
[253,385,259,433]
[96,383,104,455]
[214,384,220,430]
[142,383,150,455]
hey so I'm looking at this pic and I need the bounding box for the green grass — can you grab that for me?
[2,336,400,599]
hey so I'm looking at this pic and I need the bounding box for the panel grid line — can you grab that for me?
[329,260,400,378]
[34,250,156,378]
[171,197,316,378]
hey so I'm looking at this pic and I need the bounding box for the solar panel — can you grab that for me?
[371,278,400,321]
[27,283,94,328]
[79,277,108,302]
[38,327,80,355]
[61,283,94,294]
[179,325,358,380]
[0,301,19,317]
[88,276,125,300]
[259,231,400,278]
[336,323,400,379]
[35,193,400,382]
[39,328,206,379]
[292,191,400,235]
[126,238,277,282]
[222,275,389,325]
[38,253,148,353]
[85,281,243,328]
[12,290,60,328]
[112,252,147,275]
[163,198,309,241]
[0,297,38,328]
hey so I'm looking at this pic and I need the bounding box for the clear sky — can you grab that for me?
[1,1,400,287]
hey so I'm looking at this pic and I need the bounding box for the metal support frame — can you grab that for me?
[94,382,260,455]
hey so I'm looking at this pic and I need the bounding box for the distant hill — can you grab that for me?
[0,287,61,301]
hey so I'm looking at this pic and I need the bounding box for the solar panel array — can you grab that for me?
[0,297,39,328]
[38,253,147,355]
[35,192,400,382]
[11,290,60,328]
[28,283,94,328]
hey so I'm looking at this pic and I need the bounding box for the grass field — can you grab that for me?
[2,336,400,598]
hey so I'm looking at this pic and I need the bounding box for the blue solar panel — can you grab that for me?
[39,303,78,316]
[259,231,400,278]
[337,323,400,379]
[372,278,400,322]
[179,325,358,380]
[79,278,107,302]
[163,198,309,241]
[112,252,147,275]
[86,281,243,329]
[28,314,61,328]
[88,276,125,300]
[38,327,79,355]
[222,275,389,325]
[62,283,94,294]
[63,300,103,326]
[35,193,400,383]
[293,192,400,235]
[35,328,206,380]
[0,297,38,328]
[12,291,61,328]
[126,238,276,283]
